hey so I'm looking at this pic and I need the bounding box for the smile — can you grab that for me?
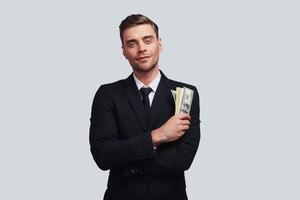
[137,56,150,61]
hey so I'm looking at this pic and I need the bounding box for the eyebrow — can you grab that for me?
[143,35,155,40]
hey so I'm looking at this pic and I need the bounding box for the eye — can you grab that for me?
[145,38,152,44]
[128,42,136,47]
[126,41,137,48]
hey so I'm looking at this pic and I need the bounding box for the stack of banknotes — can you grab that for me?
[171,87,194,114]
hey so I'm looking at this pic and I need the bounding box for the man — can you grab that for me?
[90,14,200,200]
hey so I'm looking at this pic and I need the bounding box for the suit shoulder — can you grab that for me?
[98,79,124,90]
[93,79,126,98]
[167,78,198,91]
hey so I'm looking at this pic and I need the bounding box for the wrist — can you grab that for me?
[151,128,163,146]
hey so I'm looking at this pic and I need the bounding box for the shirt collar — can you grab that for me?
[133,71,161,92]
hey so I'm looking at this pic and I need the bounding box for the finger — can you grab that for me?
[178,131,186,137]
[186,114,191,120]
[179,125,190,131]
[180,120,191,126]
[179,113,191,120]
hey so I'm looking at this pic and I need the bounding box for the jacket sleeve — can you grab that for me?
[123,88,201,176]
[89,86,155,171]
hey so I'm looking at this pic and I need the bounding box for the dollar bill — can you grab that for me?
[171,89,176,102]
[178,87,194,114]
[172,87,194,114]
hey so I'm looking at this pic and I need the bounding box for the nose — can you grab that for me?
[137,42,147,53]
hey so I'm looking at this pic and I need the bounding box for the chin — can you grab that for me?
[133,65,155,73]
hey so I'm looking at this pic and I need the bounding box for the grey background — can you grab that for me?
[1,0,299,199]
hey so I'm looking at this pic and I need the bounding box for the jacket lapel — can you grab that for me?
[148,72,174,130]
[123,74,148,130]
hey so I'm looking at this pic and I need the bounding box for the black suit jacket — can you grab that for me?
[90,71,200,200]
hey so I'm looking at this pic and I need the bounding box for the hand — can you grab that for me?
[151,114,191,146]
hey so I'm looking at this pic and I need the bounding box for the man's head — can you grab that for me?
[119,14,162,74]
[119,14,159,45]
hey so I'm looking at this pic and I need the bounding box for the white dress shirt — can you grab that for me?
[133,71,161,107]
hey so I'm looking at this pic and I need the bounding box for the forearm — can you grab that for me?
[123,123,200,176]
[90,128,156,170]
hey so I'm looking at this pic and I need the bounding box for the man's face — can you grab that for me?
[122,24,162,73]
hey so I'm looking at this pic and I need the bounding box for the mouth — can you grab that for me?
[136,56,151,61]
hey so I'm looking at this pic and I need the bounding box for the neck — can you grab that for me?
[133,67,159,85]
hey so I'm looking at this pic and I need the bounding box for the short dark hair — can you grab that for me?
[119,14,159,45]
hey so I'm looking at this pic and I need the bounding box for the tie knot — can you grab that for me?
[140,87,152,97]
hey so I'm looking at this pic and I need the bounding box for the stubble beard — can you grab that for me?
[132,58,159,74]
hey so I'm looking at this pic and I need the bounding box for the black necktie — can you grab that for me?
[140,87,152,124]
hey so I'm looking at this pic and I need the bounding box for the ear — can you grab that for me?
[122,46,128,59]
[158,38,163,53]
